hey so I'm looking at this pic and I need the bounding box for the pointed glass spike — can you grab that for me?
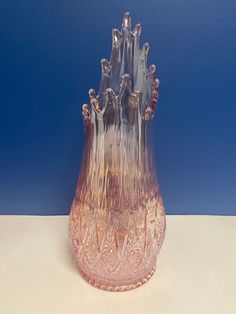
[122,12,131,30]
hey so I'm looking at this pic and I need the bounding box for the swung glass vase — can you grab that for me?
[69,12,166,291]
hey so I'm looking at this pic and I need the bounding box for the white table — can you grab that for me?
[0,215,235,314]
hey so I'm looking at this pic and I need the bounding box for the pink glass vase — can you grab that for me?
[69,12,166,291]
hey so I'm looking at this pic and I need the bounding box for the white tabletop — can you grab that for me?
[0,215,235,314]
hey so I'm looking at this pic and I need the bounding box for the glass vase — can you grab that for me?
[69,12,166,291]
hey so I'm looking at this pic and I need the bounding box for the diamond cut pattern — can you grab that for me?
[69,201,165,282]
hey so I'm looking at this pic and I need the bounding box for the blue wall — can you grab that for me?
[0,0,236,215]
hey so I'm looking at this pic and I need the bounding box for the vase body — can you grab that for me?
[69,13,166,291]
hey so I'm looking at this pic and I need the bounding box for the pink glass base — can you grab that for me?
[77,263,157,292]
[69,205,165,292]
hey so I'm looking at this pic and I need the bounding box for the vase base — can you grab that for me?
[77,265,156,292]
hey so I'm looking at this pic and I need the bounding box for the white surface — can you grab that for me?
[0,215,235,314]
